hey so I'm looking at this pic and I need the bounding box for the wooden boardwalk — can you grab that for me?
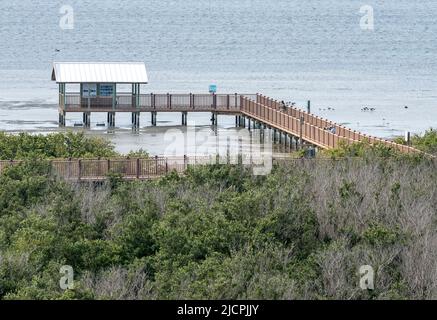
[243,94,419,153]
[61,93,257,113]
[0,156,287,181]
[1,89,429,182]
[60,92,419,154]
[1,154,431,182]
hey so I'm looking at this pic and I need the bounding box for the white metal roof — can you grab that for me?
[51,62,148,83]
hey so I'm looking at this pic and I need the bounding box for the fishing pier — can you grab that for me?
[52,62,418,154]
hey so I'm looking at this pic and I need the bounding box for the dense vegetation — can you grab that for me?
[394,128,437,155]
[0,132,436,300]
[0,132,116,159]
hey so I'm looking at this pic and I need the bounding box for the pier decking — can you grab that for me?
[52,62,419,154]
[58,92,419,154]
[242,95,419,153]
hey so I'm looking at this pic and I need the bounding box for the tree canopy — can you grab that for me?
[0,132,436,300]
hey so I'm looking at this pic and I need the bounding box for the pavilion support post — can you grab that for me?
[136,84,140,108]
[59,111,66,127]
[108,112,115,128]
[182,112,187,126]
[132,112,140,128]
[112,84,117,110]
[132,83,138,109]
[151,112,157,126]
[132,84,135,108]
[83,112,90,127]
[211,112,217,126]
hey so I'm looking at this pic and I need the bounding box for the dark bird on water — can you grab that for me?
[55,49,61,52]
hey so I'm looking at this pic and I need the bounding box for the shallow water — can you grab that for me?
[1,0,436,155]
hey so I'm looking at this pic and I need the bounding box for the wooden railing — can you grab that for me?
[0,157,181,181]
[60,91,421,154]
[63,93,257,112]
[242,94,420,154]
[241,98,352,149]
[0,156,277,181]
[2,155,434,182]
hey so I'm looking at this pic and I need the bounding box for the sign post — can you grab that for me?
[209,84,217,94]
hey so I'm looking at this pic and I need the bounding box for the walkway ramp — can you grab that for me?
[241,94,420,153]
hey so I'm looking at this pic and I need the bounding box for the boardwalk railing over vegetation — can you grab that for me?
[0,154,431,181]
[0,156,279,181]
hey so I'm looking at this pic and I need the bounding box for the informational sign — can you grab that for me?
[209,84,217,93]
[82,83,97,97]
[100,84,114,96]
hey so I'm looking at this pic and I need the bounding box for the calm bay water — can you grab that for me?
[1,0,436,154]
